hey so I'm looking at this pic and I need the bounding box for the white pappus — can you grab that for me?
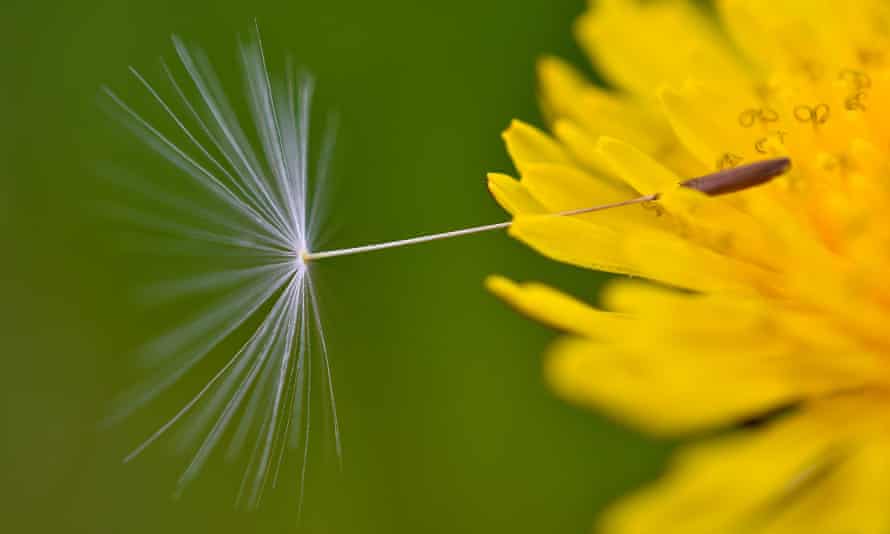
[104,26,340,511]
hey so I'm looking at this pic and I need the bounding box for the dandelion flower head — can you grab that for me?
[487,0,890,531]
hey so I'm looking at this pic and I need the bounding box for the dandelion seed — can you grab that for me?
[106,23,790,511]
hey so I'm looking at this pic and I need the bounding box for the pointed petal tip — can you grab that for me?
[484,274,514,295]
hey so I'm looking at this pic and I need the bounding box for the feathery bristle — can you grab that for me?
[105,24,340,511]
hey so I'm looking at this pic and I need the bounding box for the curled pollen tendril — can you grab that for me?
[839,69,872,89]
[717,152,744,171]
[738,107,780,128]
[794,104,831,127]
[839,69,872,111]
[754,130,787,156]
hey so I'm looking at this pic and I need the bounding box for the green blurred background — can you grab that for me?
[2,1,669,532]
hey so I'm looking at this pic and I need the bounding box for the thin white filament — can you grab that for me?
[174,273,302,495]
[171,37,297,241]
[103,87,291,246]
[302,194,659,261]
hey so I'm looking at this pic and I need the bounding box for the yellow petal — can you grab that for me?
[601,279,763,328]
[575,0,748,98]
[517,163,661,230]
[520,163,629,208]
[658,83,768,172]
[594,136,681,195]
[538,56,671,159]
[546,336,804,435]
[600,396,890,534]
[509,214,760,293]
[718,0,890,71]
[485,275,627,338]
[536,55,596,125]
[486,172,546,216]
[760,437,890,534]
[502,119,571,175]
[656,186,784,271]
[509,214,642,278]
[551,119,615,177]
[600,280,887,382]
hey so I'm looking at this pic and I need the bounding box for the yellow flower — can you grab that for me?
[488,0,890,531]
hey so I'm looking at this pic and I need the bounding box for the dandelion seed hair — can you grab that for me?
[106,27,344,511]
[301,157,792,262]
